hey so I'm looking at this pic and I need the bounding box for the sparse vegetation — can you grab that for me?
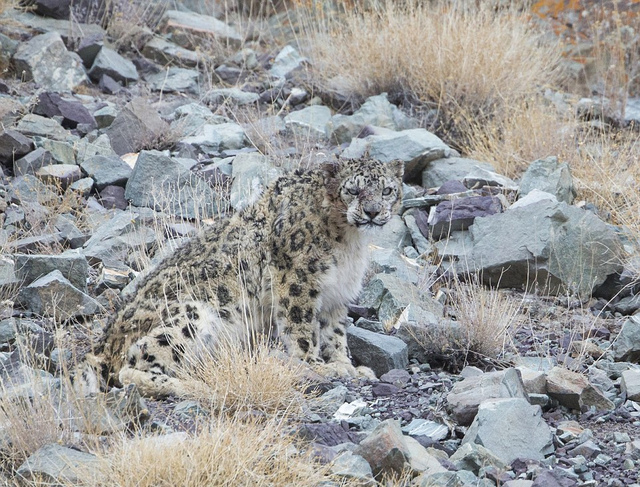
[4,0,640,484]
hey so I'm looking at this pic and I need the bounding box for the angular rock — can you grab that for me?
[29,0,71,19]
[463,167,517,190]
[16,443,100,485]
[545,366,614,411]
[450,442,508,475]
[330,451,375,486]
[0,130,33,164]
[93,104,117,128]
[17,270,100,321]
[270,44,308,79]
[404,436,448,476]
[124,150,222,219]
[422,157,495,189]
[88,47,138,84]
[284,105,332,139]
[13,31,88,91]
[204,87,260,106]
[14,252,89,292]
[468,199,623,296]
[519,156,576,204]
[181,122,247,155]
[612,315,640,362]
[429,196,502,240]
[229,152,281,211]
[359,273,442,325]
[80,154,132,190]
[346,326,408,377]
[621,369,640,401]
[330,92,416,144]
[76,33,104,67]
[354,419,410,477]
[16,114,68,141]
[33,92,97,130]
[463,398,554,464]
[32,136,76,165]
[106,98,169,155]
[402,419,448,442]
[55,214,89,248]
[13,147,52,176]
[159,10,242,50]
[146,67,200,94]
[142,37,201,67]
[36,163,82,189]
[9,174,58,204]
[102,185,128,210]
[446,368,529,425]
[342,128,450,183]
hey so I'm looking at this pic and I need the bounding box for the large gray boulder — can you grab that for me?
[13,31,88,91]
[125,150,222,219]
[462,398,554,464]
[341,128,450,183]
[519,156,576,204]
[545,366,614,411]
[468,198,623,296]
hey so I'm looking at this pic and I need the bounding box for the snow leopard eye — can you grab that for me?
[382,187,393,196]
[348,187,360,196]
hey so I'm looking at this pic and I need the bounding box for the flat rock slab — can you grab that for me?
[142,37,201,67]
[16,443,101,484]
[422,157,495,189]
[160,10,242,50]
[463,398,554,464]
[13,31,88,91]
[36,163,82,189]
[146,67,200,94]
[429,195,502,240]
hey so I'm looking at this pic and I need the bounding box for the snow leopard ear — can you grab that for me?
[388,160,405,181]
[320,160,340,178]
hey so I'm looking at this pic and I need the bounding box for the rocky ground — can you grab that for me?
[1,1,640,486]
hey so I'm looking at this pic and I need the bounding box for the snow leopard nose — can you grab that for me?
[364,203,381,219]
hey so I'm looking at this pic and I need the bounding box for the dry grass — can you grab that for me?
[84,416,339,487]
[304,0,563,141]
[178,340,309,418]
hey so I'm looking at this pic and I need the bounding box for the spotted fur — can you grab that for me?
[80,158,404,397]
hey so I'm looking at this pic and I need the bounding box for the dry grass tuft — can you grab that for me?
[305,1,563,141]
[178,340,309,417]
[86,416,334,487]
